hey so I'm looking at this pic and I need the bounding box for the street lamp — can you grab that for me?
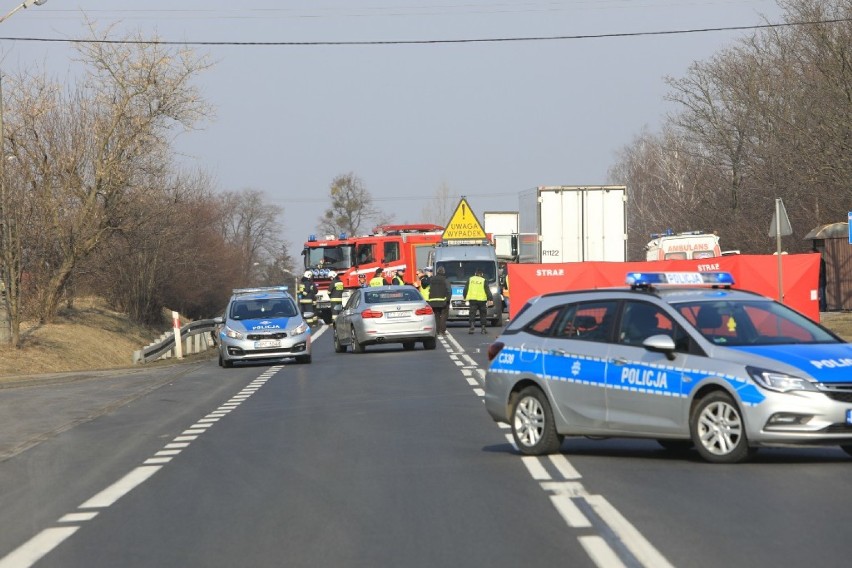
[0,0,47,24]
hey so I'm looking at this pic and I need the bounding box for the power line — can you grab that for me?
[1,17,849,46]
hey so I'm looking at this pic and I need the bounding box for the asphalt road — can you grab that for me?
[1,321,852,568]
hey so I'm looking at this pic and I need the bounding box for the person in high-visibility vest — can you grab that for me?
[463,266,493,334]
[369,268,386,287]
[328,271,344,320]
[390,267,405,286]
[415,267,431,300]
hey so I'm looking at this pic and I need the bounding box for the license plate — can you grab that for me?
[255,339,281,348]
[457,310,469,316]
[847,410,852,425]
[387,311,411,319]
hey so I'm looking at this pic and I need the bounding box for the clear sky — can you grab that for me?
[1,0,784,256]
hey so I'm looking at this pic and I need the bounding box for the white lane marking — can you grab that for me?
[550,494,591,528]
[466,378,479,386]
[579,536,627,568]
[174,435,198,442]
[190,423,213,429]
[521,456,551,480]
[472,388,485,397]
[164,443,190,449]
[155,450,182,457]
[144,457,172,465]
[58,512,98,523]
[0,527,79,568]
[79,465,162,509]
[549,454,582,480]
[583,494,675,568]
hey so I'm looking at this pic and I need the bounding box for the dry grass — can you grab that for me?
[0,297,164,379]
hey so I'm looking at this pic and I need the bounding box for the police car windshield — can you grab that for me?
[304,245,354,270]
[676,299,838,346]
[437,261,497,283]
[231,299,298,320]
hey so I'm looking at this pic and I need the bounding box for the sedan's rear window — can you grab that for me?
[365,289,422,303]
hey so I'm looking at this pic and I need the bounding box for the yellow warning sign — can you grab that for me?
[442,198,486,240]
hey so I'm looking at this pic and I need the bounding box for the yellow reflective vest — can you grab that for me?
[465,275,488,301]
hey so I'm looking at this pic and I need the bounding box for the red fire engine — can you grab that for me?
[302,224,444,323]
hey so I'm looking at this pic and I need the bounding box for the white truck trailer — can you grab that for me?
[483,211,519,261]
[518,185,627,263]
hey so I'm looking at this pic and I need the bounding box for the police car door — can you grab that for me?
[542,300,617,430]
[605,301,686,435]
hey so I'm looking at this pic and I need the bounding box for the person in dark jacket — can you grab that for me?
[298,271,319,326]
[390,267,406,286]
[427,266,450,335]
[328,271,344,320]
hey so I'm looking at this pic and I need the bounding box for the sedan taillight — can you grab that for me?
[360,309,384,319]
[415,305,433,315]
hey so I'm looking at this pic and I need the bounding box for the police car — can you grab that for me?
[484,272,852,463]
[215,286,312,367]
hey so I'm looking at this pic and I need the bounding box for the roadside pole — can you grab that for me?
[172,311,183,359]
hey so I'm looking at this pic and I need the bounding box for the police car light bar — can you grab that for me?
[627,272,735,288]
[232,286,289,296]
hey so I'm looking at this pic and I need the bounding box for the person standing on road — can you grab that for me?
[416,267,431,300]
[463,267,493,334]
[427,266,450,336]
[369,268,386,287]
[390,267,406,286]
[298,271,319,326]
[328,271,344,320]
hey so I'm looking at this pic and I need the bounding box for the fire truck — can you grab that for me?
[645,230,721,261]
[302,224,445,323]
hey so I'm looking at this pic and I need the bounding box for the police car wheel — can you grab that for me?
[351,326,365,354]
[511,387,564,455]
[219,352,233,369]
[690,391,752,464]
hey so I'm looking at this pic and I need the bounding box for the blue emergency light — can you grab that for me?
[627,271,735,288]
[308,234,317,242]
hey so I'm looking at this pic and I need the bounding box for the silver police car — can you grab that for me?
[484,272,852,463]
[215,287,312,367]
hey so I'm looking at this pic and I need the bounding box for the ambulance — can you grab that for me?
[302,224,444,323]
[645,230,721,261]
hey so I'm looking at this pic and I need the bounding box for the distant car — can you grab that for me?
[215,286,312,367]
[333,285,437,353]
[484,271,852,463]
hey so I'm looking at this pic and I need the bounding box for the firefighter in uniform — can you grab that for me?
[369,268,386,287]
[463,267,493,334]
[298,270,319,326]
[328,270,344,320]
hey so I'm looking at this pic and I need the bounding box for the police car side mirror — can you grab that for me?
[213,316,224,324]
[643,334,677,360]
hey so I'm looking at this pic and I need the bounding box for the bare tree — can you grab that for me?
[317,172,387,237]
[219,189,284,287]
[1,24,212,330]
[421,181,455,226]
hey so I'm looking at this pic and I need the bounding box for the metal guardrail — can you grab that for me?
[133,318,219,364]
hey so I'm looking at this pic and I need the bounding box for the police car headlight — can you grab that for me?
[291,322,309,336]
[224,326,244,340]
[747,366,819,393]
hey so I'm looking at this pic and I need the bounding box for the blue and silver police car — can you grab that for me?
[215,286,312,367]
[484,272,852,463]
